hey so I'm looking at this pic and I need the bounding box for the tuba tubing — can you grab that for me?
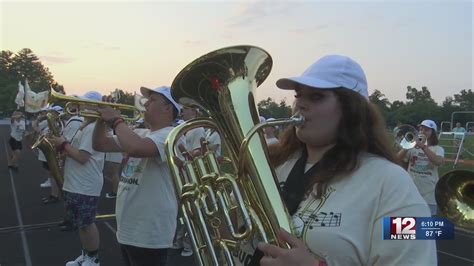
[165,45,302,265]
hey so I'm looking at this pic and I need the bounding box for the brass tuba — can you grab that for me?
[435,169,474,230]
[165,45,303,265]
[31,112,65,188]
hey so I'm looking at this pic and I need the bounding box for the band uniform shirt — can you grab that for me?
[114,127,179,249]
[234,152,436,266]
[37,120,49,162]
[63,115,83,141]
[184,127,206,151]
[62,122,105,197]
[403,145,444,205]
[10,119,26,141]
[206,129,222,157]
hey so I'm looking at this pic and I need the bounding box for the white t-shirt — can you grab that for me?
[10,119,26,141]
[63,116,83,141]
[265,136,279,145]
[37,120,49,162]
[404,145,444,205]
[114,127,179,248]
[206,129,222,157]
[184,127,206,151]
[62,122,105,196]
[234,152,436,266]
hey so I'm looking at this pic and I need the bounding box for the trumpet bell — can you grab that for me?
[435,170,474,230]
[394,124,426,149]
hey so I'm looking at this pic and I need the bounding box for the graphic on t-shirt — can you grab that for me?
[409,151,434,177]
[294,186,340,240]
[122,157,144,178]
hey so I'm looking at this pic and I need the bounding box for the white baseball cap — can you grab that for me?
[49,105,64,114]
[418,119,437,132]
[276,55,368,98]
[80,91,102,101]
[140,86,181,114]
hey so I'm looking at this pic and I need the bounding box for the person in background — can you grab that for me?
[452,122,466,155]
[398,119,445,216]
[103,150,123,199]
[92,86,181,266]
[58,108,84,231]
[174,105,206,257]
[32,108,53,188]
[246,54,436,265]
[263,118,279,145]
[50,91,105,266]
[34,105,65,204]
[8,111,26,171]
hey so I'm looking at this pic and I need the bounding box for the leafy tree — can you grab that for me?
[0,48,62,115]
[257,97,292,119]
[453,89,474,110]
[369,89,392,125]
[406,86,436,104]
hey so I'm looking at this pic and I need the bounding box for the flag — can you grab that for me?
[15,81,25,107]
[24,79,50,113]
[134,92,146,112]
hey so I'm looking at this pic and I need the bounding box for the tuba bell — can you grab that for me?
[435,169,474,230]
[165,45,303,265]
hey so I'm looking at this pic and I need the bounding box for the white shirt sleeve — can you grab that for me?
[77,125,95,154]
[367,167,437,266]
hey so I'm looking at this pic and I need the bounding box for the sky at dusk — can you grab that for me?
[1,0,472,105]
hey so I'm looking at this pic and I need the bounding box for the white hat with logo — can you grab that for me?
[276,54,368,98]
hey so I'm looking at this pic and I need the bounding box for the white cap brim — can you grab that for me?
[276,76,340,90]
[140,86,153,98]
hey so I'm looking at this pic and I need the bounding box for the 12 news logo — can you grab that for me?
[389,217,416,240]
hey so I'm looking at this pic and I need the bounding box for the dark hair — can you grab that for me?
[268,88,397,198]
[427,129,438,146]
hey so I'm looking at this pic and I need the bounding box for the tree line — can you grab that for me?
[1,48,472,129]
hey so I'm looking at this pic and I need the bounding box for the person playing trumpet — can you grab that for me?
[397,119,445,215]
[92,86,181,266]
[49,91,105,266]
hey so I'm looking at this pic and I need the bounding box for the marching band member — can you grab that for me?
[58,108,84,231]
[92,86,181,266]
[8,110,26,171]
[173,106,206,257]
[33,108,53,188]
[50,91,105,266]
[397,120,445,215]
[252,55,436,265]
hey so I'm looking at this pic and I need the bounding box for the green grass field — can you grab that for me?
[437,133,474,176]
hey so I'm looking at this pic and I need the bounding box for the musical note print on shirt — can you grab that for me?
[293,186,341,240]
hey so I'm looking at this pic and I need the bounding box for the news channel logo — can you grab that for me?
[382,217,454,240]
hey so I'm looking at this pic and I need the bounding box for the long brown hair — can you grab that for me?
[268,88,397,197]
[426,128,439,146]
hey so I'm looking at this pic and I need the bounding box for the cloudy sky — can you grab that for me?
[1,0,472,104]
